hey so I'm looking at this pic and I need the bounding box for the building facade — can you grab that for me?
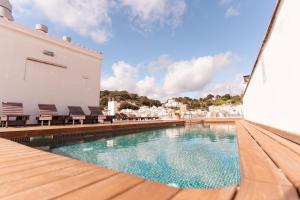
[0,8,102,123]
[243,0,300,135]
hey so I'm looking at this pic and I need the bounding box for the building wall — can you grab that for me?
[0,20,101,124]
[243,0,300,134]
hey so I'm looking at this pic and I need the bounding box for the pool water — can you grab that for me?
[51,124,240,189]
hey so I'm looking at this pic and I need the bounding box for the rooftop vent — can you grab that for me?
[63,36,72,43]
[35,24,48,33]
[0,0,14,21]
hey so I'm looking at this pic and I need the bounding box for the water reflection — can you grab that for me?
[52,124,240,189]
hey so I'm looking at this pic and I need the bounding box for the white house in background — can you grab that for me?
[164,99,183,108]
[207,105,243,118]
[243,0,300,136]
[0,0,102,124]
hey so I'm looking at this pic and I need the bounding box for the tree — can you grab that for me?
[119,102,139,110]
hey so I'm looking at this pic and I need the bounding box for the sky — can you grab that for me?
[10,0,276,100]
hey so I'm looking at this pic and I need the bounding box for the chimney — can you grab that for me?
[63,36,72,43]
[0,0,14,21]
[243,75,250,84]
[35,24,48,33]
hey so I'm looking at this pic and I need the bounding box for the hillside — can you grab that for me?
[100,90,242,111]
[100,90,162,110]
[174,94,242,110]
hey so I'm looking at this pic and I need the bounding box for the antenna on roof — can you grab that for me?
[0,0,14,21]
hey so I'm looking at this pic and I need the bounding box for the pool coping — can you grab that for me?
[0,120,299,199]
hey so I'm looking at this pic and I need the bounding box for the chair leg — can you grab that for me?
[80,119,83,125]
[48,120,51,126]
[41,120,44,126]
[72,120,75,126]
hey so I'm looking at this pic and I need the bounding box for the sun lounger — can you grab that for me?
[68,106,86,125]
[119,113,129,120]
[37,104,67,126]
[0,102,29,128]
[127,114,138,120]
[86,106,106,124]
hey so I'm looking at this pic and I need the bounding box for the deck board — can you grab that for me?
[0,120,300,199]
[0,163,94,198]
[247,121,300,156]
[54,173,144,200]
[234,122,299,200]
[112,180,180,200]
[240,121,300,192]
[0,159,79,185]
[3,169,118,200]
[171,187,236,200]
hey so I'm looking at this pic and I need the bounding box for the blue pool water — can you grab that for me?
[51,124,240,189]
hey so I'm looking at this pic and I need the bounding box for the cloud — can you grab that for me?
[120,0,186,30]
[163,52,232,95]
[147,54,173,74]
[226,6,240,17]
[102,61,138,91]
[102,52,234,98]
[10,0,187,43]
[11,0,113,43]
[202,73,244,96]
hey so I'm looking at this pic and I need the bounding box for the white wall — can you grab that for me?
[0,20,101,124]
[243,0,300,134]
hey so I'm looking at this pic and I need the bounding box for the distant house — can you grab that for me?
[164,99,183,108]
[0,1,102,124]
[207,105,243,118]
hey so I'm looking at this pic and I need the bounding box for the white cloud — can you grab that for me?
[202,74,244,96]
[226,6,240,17]
[163,52,232,95]
[102,52,235,99]
[11,0,113,43]
[147,54,173,74]
[120,0,186,30]
[102,61,138,91]
[10,0,187,43]
[136,76,161,98]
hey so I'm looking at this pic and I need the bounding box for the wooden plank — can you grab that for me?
[55,173,145,200]
[249,121,300,145]
[0,156,68,176]
[236,179,299,200]
[0,163,96,198]
[0,159,79,185]
[0,153,58,168]
[0,120,185,139]
[246,121,300,156]
[3,169,118,200]
[240,121,300,192]
[234,122,299,200]
[172,186,236,200]
[0,152,50,163]
[112,180,180,200]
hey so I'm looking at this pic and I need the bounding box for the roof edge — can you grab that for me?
[0,19,103,60]
[243,0,283,95]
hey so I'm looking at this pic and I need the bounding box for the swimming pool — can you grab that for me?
[51,124,240,189]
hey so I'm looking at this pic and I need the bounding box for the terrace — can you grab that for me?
[0,119,299,199]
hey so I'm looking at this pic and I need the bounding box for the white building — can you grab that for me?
[207,105,243,118]
[164,99,183,108]
[243,0,300,135]
[0,0,102,124]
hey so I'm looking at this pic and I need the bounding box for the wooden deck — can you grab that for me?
[0,120,185,140]
[0,120,299,199]
[188,118,240,124]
